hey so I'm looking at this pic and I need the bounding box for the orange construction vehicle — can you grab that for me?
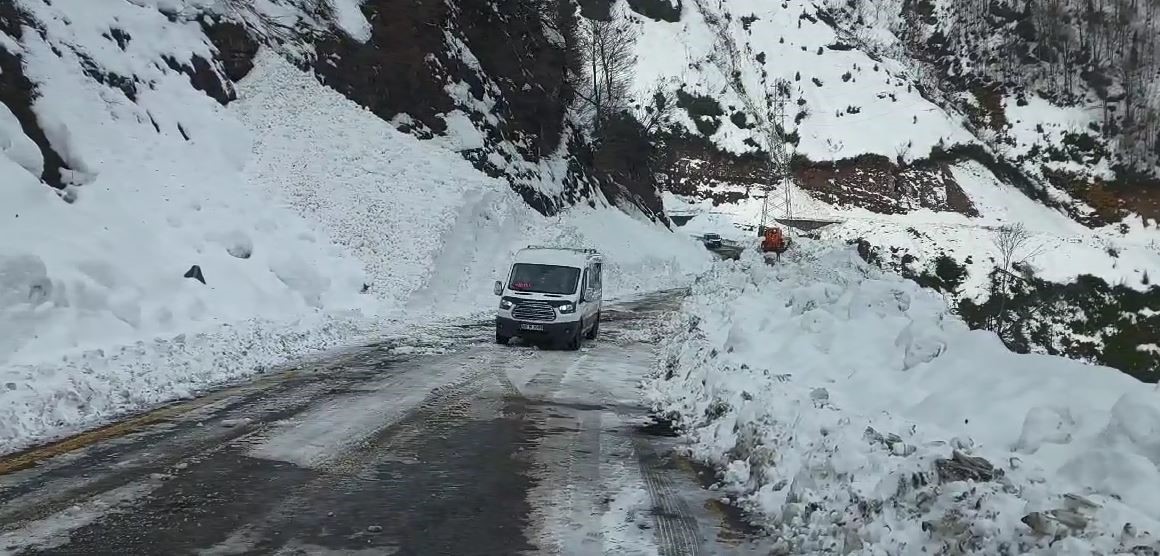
[761,227,789,261]
[761,227,787,252]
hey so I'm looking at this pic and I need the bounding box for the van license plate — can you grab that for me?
[520,324,544,331]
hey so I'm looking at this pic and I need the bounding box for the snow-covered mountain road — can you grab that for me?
[0,292,758,556]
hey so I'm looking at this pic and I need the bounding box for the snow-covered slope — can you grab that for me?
[650,245,1160,554]
[235,52,711,317]
[0,2,710,454]
[633,0,972,162]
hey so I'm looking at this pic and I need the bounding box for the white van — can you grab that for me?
[494,247,603,350]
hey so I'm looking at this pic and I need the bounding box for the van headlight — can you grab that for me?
[500,299,514,310]
[557,303,575,314]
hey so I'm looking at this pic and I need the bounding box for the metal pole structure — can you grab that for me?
[758,79,792,235]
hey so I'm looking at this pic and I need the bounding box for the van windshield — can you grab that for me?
[508,264,581,295]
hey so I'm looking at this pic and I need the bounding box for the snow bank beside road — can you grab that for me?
[649,245,1160,553]
[0,313,377,454]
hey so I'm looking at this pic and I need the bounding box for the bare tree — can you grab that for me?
[571,8,638,134]
[990,223,1045,333]
[894,141,912,167]
[633,81,675,135]
[994,223,1038,274]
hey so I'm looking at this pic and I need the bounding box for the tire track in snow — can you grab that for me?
[633,438,705,556]
[526,402,609,555]
[523,335,710,556]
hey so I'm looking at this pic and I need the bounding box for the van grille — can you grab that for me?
[511,300,557,322]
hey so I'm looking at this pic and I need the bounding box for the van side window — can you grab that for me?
[581,269,588,294]
[592,263,602,290]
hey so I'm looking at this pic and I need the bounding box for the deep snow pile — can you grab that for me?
[2,2,373,366]
[1,38,709,453]
[0,1,384,454]
[648,244,1160,554]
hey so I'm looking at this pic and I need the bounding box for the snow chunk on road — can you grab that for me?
[648,243,1160,553]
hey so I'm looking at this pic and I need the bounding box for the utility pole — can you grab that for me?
[759,78,792,235]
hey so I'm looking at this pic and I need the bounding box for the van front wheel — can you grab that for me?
[495,328,511,345]
[584,312,600,340]
[564,325,582,351]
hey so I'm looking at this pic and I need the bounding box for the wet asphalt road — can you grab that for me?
[0,292,761,556]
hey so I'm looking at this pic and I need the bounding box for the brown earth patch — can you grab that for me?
[1117,187,1160,224]
[792,154,979,216]
[1042,167,1123,225]
[657,132,769,204]
[659,133,979,216]
[1044,167,1160,225]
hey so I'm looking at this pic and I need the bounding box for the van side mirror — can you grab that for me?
[493,281,503,296]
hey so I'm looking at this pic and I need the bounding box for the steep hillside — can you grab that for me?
[624,0,1160,377]
[631,0,981,214]
[1,0,669,218]
[882,0,1160,224]
[630,0,1160,225]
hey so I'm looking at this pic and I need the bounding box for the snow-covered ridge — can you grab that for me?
[649,245,1160,554]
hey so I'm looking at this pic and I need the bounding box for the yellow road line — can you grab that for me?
[0,404,191,476]
[0,370,299,476]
